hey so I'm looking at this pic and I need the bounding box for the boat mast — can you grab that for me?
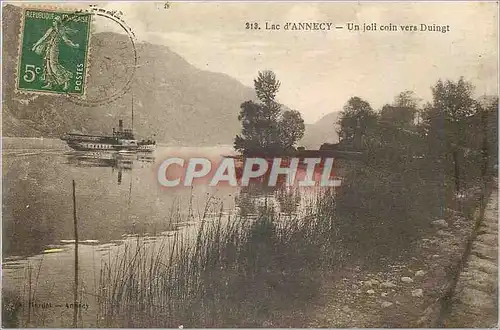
[131,89,134,131]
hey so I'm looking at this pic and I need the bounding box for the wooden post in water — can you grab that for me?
[72,180,79,328]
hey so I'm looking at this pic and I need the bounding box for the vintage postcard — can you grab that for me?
[1,1,498,328]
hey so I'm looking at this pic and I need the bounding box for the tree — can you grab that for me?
[484,97,498,169]
[254,70,281,112]
[234,71,304,155]
[278,110,305,152]
[473,96,498,178]
[337,96,378,149]
[421,77,479,193]
[380,91,419,128]
[234,101,267,155]
[394,90,419,109]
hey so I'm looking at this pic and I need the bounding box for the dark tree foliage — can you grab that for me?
[279,110,305,152]
[471,96,498,179]
[333,79,496,262]
[421,77,480,192]
[254,70,281,110]
[234,101,268,155]
[337,96,378,149]
[234,71,305,155]
[380,91,419,128]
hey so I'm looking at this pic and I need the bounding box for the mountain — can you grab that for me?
[299,112,340,149]
[2,4,256,145]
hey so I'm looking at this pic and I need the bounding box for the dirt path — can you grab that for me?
[444,181,498,328]
[284,186,493,328]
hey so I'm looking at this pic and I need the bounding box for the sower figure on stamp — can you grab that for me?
[31,16,79,91]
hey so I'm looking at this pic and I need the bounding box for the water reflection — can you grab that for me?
[235,175,303,217]
[2,147,175,258]
[64,151,155,185]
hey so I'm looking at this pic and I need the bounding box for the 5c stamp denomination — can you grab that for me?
[17,9,91,95]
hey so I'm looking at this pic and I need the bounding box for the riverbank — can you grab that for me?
[275,180,496,328]
[444,179,498,327]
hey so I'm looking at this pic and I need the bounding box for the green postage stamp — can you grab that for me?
[17,9,91,95]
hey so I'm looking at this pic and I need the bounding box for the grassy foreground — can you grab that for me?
[97,189,339,327]
[96,161,488,328]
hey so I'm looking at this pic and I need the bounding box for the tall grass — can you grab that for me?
[2,260,45,328]
[97,188,341,328]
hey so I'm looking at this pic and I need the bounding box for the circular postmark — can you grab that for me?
[60,6,138,107]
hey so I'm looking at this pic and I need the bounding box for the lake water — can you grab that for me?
[2,138,324,327]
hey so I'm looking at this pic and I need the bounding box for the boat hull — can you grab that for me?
[137,144,156,152]
[65,140,156,152]
[65,141,137,151]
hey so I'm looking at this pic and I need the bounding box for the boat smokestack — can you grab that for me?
[119,120,123,131]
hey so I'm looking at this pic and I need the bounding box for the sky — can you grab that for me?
[50,1,500,123]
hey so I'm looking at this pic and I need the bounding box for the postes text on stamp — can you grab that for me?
[17,9,91,95]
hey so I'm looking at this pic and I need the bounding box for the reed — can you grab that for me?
[97,188,342,328]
